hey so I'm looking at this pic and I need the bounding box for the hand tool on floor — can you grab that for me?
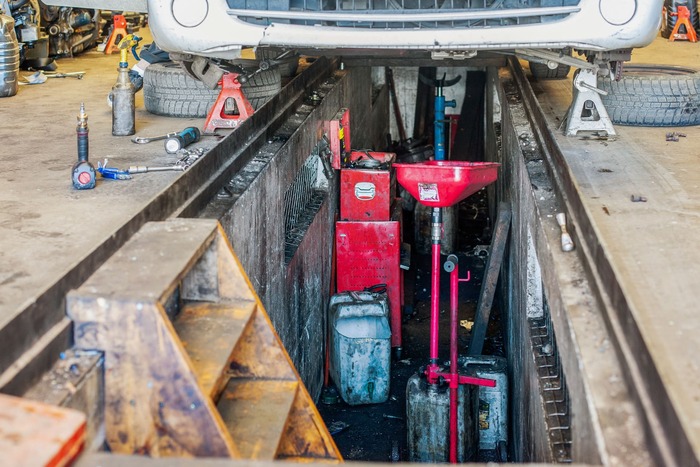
[71,103,96,190]
[556,212,575,252]
[127,165,186,174]
[131,132,178,144]
[132,127,202,153]
[97,159,131,180]
[44,71,85,79]
[165,127,201,153]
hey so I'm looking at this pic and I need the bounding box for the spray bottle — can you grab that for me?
[72,103,96,189]
[112,34,140,136]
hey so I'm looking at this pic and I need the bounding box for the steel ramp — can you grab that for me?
[66,218,340,461]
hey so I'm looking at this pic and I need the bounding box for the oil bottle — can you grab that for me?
[112,35,139,136]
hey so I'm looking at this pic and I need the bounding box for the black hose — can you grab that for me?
[9,0,31,11]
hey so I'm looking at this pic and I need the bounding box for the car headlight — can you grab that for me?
[599,0,637,25]
[172,0,209,28]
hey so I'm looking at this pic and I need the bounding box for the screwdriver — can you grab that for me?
[165,127,201,154]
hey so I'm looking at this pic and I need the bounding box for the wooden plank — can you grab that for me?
[227,307,297,381]
[217,379,298,460]
[68,298,237,458]
[468,202,512,356]
[276,385,342,461]
[75,219,218,303]
[0,393,86,467]
[174,301,256,401]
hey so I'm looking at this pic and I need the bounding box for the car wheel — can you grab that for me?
[254,47,300,78]
[528,48,572,80]
[599,64,700,127]
[529,61,571,80]
[143,61,282,118]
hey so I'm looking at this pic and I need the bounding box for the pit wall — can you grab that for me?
[202,67,389,401]
[484,65,603,464]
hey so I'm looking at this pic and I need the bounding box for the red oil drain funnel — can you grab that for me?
[395,161,500,463]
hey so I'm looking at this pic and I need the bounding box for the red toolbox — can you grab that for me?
[340,151,396,221]
[336,205,403,352]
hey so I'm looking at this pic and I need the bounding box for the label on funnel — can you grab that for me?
[418,183,439,202]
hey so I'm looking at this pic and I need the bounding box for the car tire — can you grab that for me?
[599,64,700,127]
[254,47,300,78]
[143,61,282,118]
[528,48,572,80]
[529,61,571,80]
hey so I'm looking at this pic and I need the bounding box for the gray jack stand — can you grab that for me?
[564,68,616,137]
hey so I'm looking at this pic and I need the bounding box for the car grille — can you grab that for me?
[226,0,581,29]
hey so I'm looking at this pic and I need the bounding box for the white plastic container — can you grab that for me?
[330,291,391,405]
[462,356,508,451]
[0,15,19,98]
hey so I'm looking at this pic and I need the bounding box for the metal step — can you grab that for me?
[64,218,340,461]
[218,379,298,460]
[174,301,256,401]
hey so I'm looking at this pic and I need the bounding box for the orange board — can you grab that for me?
[0,394,86,467]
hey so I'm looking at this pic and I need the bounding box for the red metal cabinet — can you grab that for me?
[336,219,402,350]
[340,168,396,221]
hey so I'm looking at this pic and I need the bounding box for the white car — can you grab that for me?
[45,1,662,62]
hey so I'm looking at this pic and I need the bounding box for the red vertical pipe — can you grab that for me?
[430,241,441,364]
[449,256,459,464]
[429,208,442,367]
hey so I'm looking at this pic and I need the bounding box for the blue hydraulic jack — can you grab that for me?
[425,73,461,161]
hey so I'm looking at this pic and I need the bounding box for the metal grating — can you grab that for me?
[283,154,328,264]
[227,0,580,29]
[529,295,572,463]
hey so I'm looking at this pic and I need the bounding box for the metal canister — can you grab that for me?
[0,14,20,98]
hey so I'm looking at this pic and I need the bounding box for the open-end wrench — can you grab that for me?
[127,165,185,174]
[44,71,86,79]
[131,132,178,144]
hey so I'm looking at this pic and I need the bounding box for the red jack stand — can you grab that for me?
[104,15,128,54]
[203,73,254,134]
[669,6,698,42]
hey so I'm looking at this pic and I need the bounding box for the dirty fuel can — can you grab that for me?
[330,291,391,405]
[406,373,478,462]
[462,355,508,452]
[0,14,19,98]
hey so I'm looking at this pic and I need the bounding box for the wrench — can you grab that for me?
[44,71,86,79]
[127,165,185,174]
[131,132,178,144]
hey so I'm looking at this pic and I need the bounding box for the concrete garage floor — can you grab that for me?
[525,36,700,462]
[0,29,699,461]
[0,30,222,371]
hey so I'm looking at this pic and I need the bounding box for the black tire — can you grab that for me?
[599,64,700,127]
[528,48,572,80]
[143,61,281,118]
[254,47,300,78]
[529,61,571,80]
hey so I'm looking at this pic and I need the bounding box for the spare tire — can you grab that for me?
[599,64,700,127]
[143,61,282,118]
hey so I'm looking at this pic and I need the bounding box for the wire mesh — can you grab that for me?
[283,154,328,263]
[529,295,572,463]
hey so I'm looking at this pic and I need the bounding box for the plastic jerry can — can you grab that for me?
[406,373,478,462]
[330,291,391,405]
[462,356,508,452]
